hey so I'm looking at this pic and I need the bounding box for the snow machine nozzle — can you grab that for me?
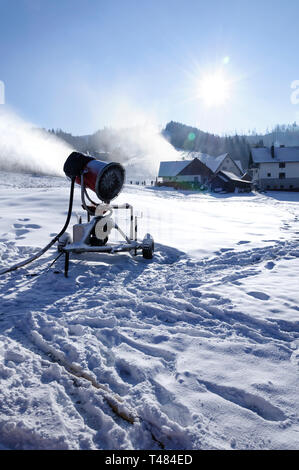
[63,151,125,203]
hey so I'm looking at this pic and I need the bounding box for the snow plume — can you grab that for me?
[96,124,180,180]
[0,109,73,176]
[88,95,180,180]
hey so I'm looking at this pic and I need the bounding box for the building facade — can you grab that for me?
[157,154,250,192]
[157,158,213,189]
[179,151,243,177]
[251,146,299,190]
[210,171,252,193]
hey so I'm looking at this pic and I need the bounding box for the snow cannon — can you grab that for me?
[58,151,154,277]
[63,151,125,203]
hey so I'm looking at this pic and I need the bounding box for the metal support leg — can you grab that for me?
[134,216,137,256]
[130,205,134,240]
[64,252,70,277]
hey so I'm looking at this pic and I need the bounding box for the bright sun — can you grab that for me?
[197,72,230,107]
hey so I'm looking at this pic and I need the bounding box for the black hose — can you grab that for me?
[0,177,76,276]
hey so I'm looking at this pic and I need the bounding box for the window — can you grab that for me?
[279,162,285,168]
[279,173,286,179]
[280,185,284,189]
[267,173,271,177]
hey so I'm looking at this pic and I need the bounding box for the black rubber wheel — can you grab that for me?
[142,234,154,259]
[142,247,153,259]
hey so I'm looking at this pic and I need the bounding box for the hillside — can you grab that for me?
[45,121,299,176]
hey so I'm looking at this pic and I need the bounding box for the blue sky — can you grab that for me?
[0,0,299,135]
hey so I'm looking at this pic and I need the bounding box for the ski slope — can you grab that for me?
[0,172,299,450]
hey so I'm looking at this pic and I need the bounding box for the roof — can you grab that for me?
[178,151,228,172]
[158,160,190,177]
[216,170,251,184]
[251,146,299,163]
[241,171,252,182]
[158,152,241,178]
[234,160,243,173]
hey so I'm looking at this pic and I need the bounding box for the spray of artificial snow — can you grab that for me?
[0,108,73,176]
[86,95,181,179]
[97,124,180,179]
[0,99,180,180]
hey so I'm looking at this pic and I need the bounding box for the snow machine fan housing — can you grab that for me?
[63,151,125,203]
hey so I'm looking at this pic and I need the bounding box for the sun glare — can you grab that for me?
[197,72,230,107]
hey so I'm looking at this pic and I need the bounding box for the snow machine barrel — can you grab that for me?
[63,151,125,203]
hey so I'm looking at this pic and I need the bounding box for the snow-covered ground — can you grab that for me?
[0,172,299,450]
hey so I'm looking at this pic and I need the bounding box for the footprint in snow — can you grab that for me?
[265,261,275,270]
[15,229,30,237]
[247,291,270,301]
[13,222,41,238]
[196,378,286,422]
[25,224,41,229]
[153,335,169,344]
[14,222,41,229]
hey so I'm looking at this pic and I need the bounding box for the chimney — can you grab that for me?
[270,145,275,159]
